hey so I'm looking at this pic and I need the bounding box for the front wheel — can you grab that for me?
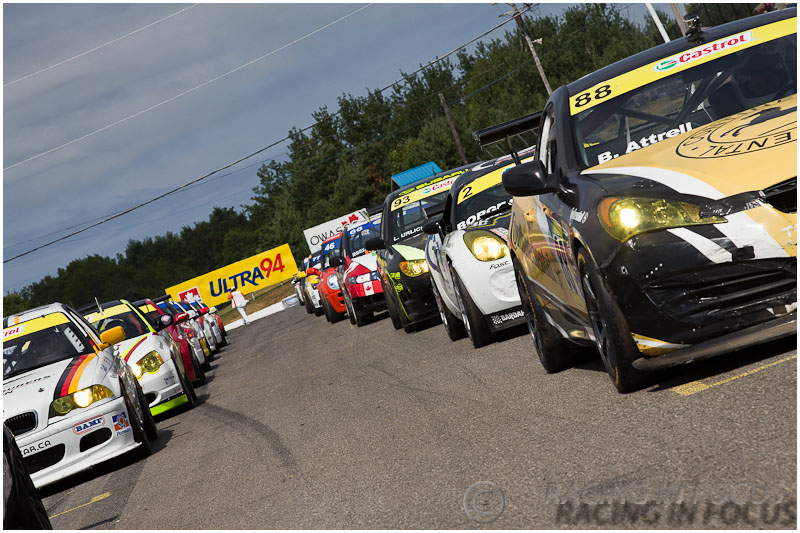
[176,358,197,410]
[432,277,466,341]
[126,382,154,459]
[382,282,404,330]
[577,249,648,393]
[191,350,206,386]
[452,268,491,348]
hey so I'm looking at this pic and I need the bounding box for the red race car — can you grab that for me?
[135,298,206,385]
[308,233,346,323]
[333,213,385,326]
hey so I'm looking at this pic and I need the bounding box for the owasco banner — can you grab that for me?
[164,244,297,307]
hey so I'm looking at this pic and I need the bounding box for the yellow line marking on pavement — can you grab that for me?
[50,491,112,518]
[671,355,797,396]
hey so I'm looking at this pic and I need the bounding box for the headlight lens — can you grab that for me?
[326,274,340,290]
[133,351,164,378]
[463,231,509,262]
[49,385,113,417]
[399,259,429,277]
[349,273,372,285]
[598,197,727,242]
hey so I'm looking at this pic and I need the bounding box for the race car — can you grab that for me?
[3,303,157,488]
[3,424,52,528]
[155,299,211,372]
[292,258,308,308]
[307,233,347,323]
[83,300,198,414]
[367,164,473,332]
[303,251,324,316]
[334,212,385,327]
[423,148,536,347]
[499,9,797,392]
[171,300,217,358]
[188,300,224,349]
[134,298,205,386]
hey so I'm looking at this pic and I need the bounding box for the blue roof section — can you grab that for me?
[391,161,442,189]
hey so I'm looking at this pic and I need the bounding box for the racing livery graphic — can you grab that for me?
[338,213,385,326]
[497,9,796,392]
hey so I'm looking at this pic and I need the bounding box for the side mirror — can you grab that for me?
[330,256,344,267]
[99,326,126,349]
[307,267,321,277]
[502,160,554,197]
[174,312,190,324]
[295,271,307,279]
[200,306,209,314]
[208,307,217,314]
[365,237,385,250]
[189,310,198,319]
[422,218,442,236]
[155,314,174,331]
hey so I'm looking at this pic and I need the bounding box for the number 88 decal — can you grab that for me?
[573,83,613,109]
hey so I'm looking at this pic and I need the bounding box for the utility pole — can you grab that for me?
[646,3,671,43]
[507,3,552,96]
[439,93,469,165]
[670,3,687,36]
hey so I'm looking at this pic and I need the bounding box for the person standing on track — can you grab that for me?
[228,289,249,325]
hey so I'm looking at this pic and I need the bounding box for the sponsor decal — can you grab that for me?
[653,32,754,72]
[4,374,51,396]
[392,175,462,210]
[164,373,177,387]
[400,226,423,239]
[676,101,796,159]
[490,260,511,270]
[491,227,510,241]
[364,281,375,295]
[303,209,370,252]
[73,415,105,435]
[3,324,24,339]
[457,200,513,229]
[569,209,589,224]
[112,412,130,433]
[490,309,525,326]
[178,287,201,302]
[597,122,693,163]
[22,440,51,456]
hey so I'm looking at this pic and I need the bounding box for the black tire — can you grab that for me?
[514,259,579,373]
[126,383,153,458]
[313,291,324,316]
[328,294,346,324]
[137,382,158,441]
[577,249,648,393]
[190,350,206,386]
[200,345,212,372]
[432,276,466,341]
[304,289,314,314]
[451,267,492,348]
[175,356,197,410]
[344,291,358,325]
[322,293,333,322]
[383,283,404,330]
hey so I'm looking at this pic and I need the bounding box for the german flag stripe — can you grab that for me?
[122,338,146,362]
[54,354,93,399]
[67,354,96,394]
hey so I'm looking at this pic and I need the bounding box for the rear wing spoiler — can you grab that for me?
[472,111,542,165]
[152,294,171,304]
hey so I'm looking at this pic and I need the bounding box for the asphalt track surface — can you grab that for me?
[41,305,796,529]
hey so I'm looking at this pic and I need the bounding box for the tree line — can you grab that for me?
[3,3,757,315]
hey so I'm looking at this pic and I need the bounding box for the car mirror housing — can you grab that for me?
[422,218,443,236]
[330,256,344,267]
[307,267,321,277]
[99,326,126,349]
[208,306,217,314]
[502,160,554,197]
[174,312,189,324]
[365,237,385,250]
[155,314,173,331]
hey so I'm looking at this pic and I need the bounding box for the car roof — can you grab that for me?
[566,9,795,96]
[385,162,476,203]
[3,303,73,330]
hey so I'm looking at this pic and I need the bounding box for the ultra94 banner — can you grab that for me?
[164,243,298,307]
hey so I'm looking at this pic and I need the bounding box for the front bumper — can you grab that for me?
[395,273,438,324]
[16,397,139,488]
[139,359,185,414]
[633,312,797,371]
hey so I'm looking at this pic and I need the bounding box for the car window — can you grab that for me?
[387,190,450,243]
[321,237,342,269]
[345,220,381,257]
[3,313,91,379]
[90,308,149,340]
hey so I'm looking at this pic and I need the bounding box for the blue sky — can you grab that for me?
[3,2,662,293]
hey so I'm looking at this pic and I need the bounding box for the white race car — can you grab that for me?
[3,303,157,488]
[84,300,197,416]
[424,151,535,347]
[304,251,324,316]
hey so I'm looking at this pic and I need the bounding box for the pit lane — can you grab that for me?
[41,305,796,529]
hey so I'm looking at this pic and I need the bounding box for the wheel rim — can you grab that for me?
[516,270,547,356]
[452,279,472,339]
[432,284,450,331]
[581,268,616,377]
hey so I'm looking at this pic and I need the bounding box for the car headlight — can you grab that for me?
[49,385,113,418]
[130,351,164,379]
[598,197,727,242]
[399,259,429,277]
[463,231,509,262]
[326,274,340,290]
[348,273,372,285]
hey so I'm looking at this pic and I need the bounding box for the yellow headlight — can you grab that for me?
[135,351,164,375]
[399,259,429,277]
[51,396,75,415]
[598,197,727,242]
[49,385,113,418]
[73,387,94,408]
[463,231,509,262]
[129,362,143,379]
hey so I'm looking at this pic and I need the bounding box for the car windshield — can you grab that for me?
[346,220,381,257]
[321,237,342,269]
[90,307,150,340]
[309,253,322,270]
[573,31,796,168]
[388,189,451,243]
[3,313,92,378]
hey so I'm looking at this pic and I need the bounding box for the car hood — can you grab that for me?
[585,95,796,198]
[345,252,378,277]
[391,232,427,260]
[114,333,156,363]
[3,352,111,431]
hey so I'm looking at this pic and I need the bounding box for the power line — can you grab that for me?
[5,9,528,263]
[4,4,373,172]
[4,4,199,88]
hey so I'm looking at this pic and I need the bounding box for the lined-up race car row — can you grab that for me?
[292,9,797,393]
[2,294,227,498]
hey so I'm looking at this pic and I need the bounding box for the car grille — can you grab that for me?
[763,177,796,213]
[5,412,37,437]
[645,259,796,323]
[24,444,66,474]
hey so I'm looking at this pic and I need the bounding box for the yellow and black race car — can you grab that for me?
[496,9,796,392]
